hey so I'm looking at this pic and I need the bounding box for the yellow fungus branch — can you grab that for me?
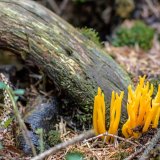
[93,88,123,142]
[93,87,106,136]
[122,76,160,138]
[93,76,159,142]
[107,91,124,142]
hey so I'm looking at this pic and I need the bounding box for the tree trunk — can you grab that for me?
[0,0,131,127]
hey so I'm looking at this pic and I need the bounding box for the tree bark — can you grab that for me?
[0,0,131,127]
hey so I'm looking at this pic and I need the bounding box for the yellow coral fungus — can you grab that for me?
[122,76,160,138]
[107,91,124,142]
[93,87,123,142]
[93,87,106,135]
[93,76,159,142]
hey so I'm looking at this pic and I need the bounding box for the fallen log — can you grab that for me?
[0,0,131,127]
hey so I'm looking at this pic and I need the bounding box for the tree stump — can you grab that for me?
[0,0,131,127]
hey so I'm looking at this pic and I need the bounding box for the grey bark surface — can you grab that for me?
[0,0,131,126]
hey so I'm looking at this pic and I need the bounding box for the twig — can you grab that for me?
[124,144,148,160]
[59,0,69,15]
[139,128,160,160]
[47,0,60,14]
[83,131,140,147]
[31,130,95,160]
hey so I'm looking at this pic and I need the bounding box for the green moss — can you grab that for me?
[79,27,102,48]
[46,130,61,146]
[75,113,92,129]
[112,21,155,50]
[149,76,160,97]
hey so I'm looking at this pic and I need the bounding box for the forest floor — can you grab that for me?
[0,1,160,159]
[1,29,160,160]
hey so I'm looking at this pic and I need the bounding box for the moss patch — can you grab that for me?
[112,21,155,50]
[79,27,102,48]
[45,130,61,146]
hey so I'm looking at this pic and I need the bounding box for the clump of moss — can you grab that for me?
[79,27,102,47]
[46,130,61,146]
[112,21,155,50]
[149,76,160,97]
[75,113,93,129]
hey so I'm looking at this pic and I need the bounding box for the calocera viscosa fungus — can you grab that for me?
[93,87,123,142]
[122,76,160,138]
[93,76,160,141]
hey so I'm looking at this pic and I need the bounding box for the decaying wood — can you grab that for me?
[0,0,131,127]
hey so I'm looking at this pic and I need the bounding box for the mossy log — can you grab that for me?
[0,0,131,127]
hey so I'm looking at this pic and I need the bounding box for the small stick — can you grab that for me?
[47,0,60,14]
[83,131,140,146]
[31,130,95,160]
